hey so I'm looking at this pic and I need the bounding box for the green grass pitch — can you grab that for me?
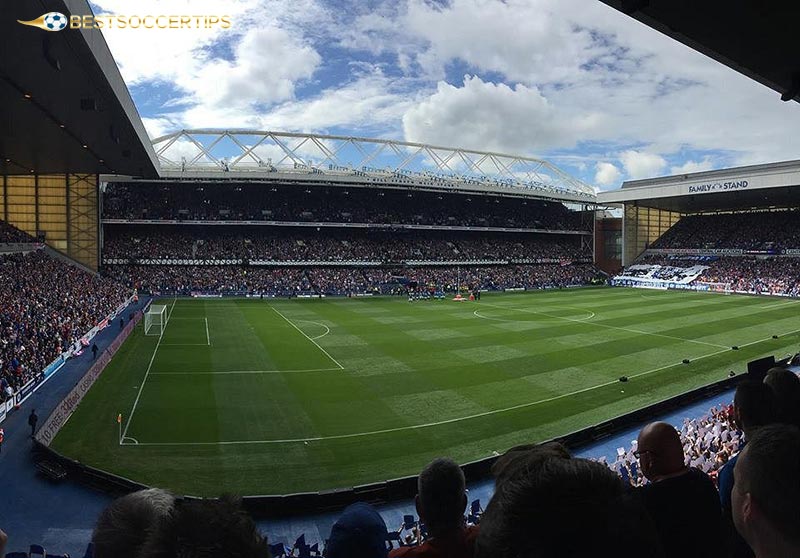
[52,287,800,496]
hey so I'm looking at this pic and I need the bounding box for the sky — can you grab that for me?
[88,0,800,190]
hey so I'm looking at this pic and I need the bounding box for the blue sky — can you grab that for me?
[89,0,800,190]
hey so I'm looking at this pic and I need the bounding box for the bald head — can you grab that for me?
[637,422,685,481]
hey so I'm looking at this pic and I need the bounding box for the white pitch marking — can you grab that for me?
[760,300,800,310]
[297,320,331,340]
[480,301,729,349]
[149,367,341,376]
[204,317,211,345]
[119,298,176,445]
[122,327,800,447]
[270,306,344,370]
[473,308,595,323]
[121,436,139,445]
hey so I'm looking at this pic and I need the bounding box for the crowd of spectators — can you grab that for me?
[103,183,588,231]
[102,227,591,264]
[104,264,600,296]
[0,221,37,244]
[0,250,128,402]
[651,210,800,251]
[607,403,741,487]
[626,254,800,297]
[105,266,312,296]
[696,257,800,296]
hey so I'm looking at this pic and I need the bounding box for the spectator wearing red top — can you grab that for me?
[390,458,478,558]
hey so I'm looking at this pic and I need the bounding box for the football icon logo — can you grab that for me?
[18,12,69,31]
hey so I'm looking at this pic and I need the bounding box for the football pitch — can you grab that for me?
[52,287,800,496]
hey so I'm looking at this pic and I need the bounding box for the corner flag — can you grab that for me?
[117,413,122,424]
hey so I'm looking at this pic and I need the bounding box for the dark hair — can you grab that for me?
[476,454,663,558]
[138,495,268,558]
[491,441,571,484]
[418,458,466,535]
[764,369,800,427]
[734,381,776,431]
[738,424,800,544]
[92,488,176,558]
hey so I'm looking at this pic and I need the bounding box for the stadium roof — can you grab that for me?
[597,159,800,213]
[598,1,800,103]
[0,0,158,177]
[137,129,597,204]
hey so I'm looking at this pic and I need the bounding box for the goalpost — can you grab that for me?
[144,305,169,336]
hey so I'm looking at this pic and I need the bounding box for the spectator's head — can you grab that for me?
[92,488,176,558]
[415,458,467,537]
[732,424,800,558]
[636,422,685,481]
[137,495,268,558]
[476,450,662,558]
[491,441,571,485]
[764,368,800,427]
[325,502,388,558]
[734,381,776,434]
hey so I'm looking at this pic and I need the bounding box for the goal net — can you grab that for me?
[144,305,169,336]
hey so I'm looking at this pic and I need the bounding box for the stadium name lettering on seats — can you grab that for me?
[686,180,749,194]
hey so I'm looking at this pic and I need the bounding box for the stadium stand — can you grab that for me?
[100,189,599,295]
[0,232,130,403]
[103,263,599,296]
[103,183,587,230]
[650,211,800,251]
[612,209,800,298]
[617,255,800,297]
[101,227,590,263]
[0,221,38,244]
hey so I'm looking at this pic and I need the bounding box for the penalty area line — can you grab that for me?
[270,306,344,370]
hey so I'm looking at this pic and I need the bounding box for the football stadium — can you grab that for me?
[2,1,800,557]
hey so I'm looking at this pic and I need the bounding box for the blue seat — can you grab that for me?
[30,544,46,558]
[5,552,28,558]
[402,514,416,530]
[268,543,287,557]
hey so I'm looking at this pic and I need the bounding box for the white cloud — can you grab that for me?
[403,0,597,83]
[619,150,667,180]
[93,0,800,179]
[594,162,622,187]
[670,157,716,175]
[190,26,320,109]
[141,117,179,140]
[92,0,322,135]
[403,75,604,153]
[262,69,418,133]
